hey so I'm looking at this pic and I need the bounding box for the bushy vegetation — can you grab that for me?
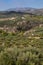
[0,14,43,65]
[0,27,43,65]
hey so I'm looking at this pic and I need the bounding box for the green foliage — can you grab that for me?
[0,29,43,65]
[0,14,43,65]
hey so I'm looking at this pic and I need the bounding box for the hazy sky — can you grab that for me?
[0,0,43,10]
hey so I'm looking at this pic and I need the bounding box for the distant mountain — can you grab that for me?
[7,7,36,14]
[0,7,43,15]
[7,7,35,12]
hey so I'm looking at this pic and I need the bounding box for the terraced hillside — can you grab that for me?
[0,13,43,65]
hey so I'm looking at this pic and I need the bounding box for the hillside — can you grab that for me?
[0,8,43,18]
[0,8,43,65]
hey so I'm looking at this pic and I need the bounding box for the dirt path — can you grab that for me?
[0,17,16,21]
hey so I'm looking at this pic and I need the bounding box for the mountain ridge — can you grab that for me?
[0,7,43,15]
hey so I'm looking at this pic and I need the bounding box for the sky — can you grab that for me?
[0,0,43,11]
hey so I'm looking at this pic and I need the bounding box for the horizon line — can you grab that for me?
[0,7,43,11]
